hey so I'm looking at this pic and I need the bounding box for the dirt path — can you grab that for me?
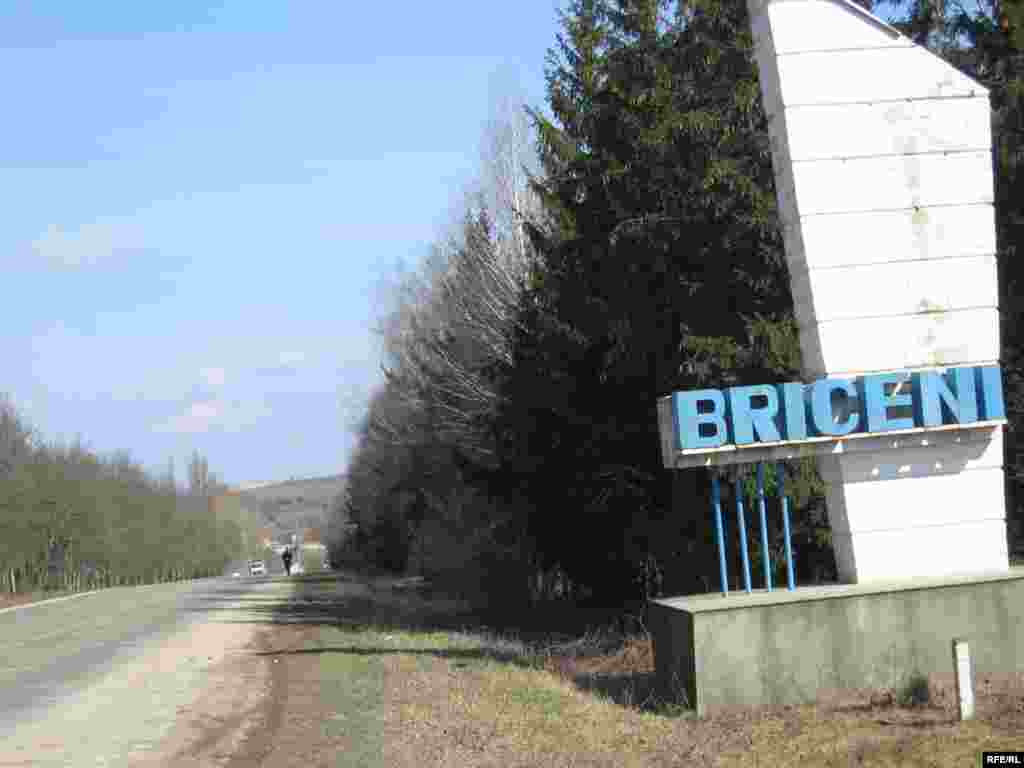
[14,570,1016,767]
[130,624,302,768]
[210,574,1024,768]
[128,574,386,768]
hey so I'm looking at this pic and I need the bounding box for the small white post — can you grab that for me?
[953,638,975,720]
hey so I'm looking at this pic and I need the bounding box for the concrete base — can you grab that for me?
[649,568,1024,715]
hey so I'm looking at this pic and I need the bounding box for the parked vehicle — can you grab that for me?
[248,560,266,576]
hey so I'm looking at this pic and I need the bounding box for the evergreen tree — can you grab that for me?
[494,0,828,602]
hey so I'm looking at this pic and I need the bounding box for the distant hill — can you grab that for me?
[232,475,345,540]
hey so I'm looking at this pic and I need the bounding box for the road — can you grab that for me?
[0,575,297,767]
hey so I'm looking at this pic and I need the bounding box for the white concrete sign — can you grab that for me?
[743,0,1007,583]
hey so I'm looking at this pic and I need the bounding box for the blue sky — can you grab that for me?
[0,1,560,486]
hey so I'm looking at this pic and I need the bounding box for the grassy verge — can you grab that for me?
[275,573,1024,768]
[314,632,388,766]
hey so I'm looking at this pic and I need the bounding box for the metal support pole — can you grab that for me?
[777,462,796,591]
[711,475,729,595]
[757,463,773,591]
[734,477,752,593]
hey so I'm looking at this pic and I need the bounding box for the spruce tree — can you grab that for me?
[496,0,830,602]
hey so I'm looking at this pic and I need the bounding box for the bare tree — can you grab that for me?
[333,85,546,593]
[188,450,212,496]
[476,86,545,268]
[0,395,34,478]
[372,85,543,463]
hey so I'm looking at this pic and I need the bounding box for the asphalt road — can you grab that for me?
[0,575,286,747]
[223,549,312,578]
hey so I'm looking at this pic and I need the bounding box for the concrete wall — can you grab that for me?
[650,569,1024,715]
[746,0,1006,583]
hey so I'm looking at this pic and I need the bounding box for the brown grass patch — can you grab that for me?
[0,592,46,609]
[376,622,1024,767]
[237,572,1024,768]
[383,641,674,768]
[0,588,88,610]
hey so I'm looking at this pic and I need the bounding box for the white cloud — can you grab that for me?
[153,398,269,435]
[199,367,227,388]
[153,401,220,434]
[31,322,377,440]
[30,221,146,269]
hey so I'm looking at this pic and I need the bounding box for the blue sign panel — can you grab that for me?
[672,365,1005,451]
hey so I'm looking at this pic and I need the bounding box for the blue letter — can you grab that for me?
[861,373,914,432]
[727,385,781,445]
[779,382,807,441]
[912,368,978,427]
[810,378,860,436]
[977,365,1006,420]
[674,390,728,449]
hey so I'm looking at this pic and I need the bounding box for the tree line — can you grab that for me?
[331,0,1024,614]
[0,397,259,595]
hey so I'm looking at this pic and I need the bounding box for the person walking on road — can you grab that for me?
[282,547,293,576]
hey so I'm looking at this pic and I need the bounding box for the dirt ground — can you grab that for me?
[129,575,1024,768]
[132,624,306,768]
[0,590,84,611]
[0,593,41,610]
[6,570,1003,767]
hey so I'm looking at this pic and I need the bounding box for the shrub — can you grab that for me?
[896,671,931,707]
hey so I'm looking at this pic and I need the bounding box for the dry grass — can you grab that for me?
[380,627,678,768]
[714,674,1024,767]
[271,573,1024,768]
